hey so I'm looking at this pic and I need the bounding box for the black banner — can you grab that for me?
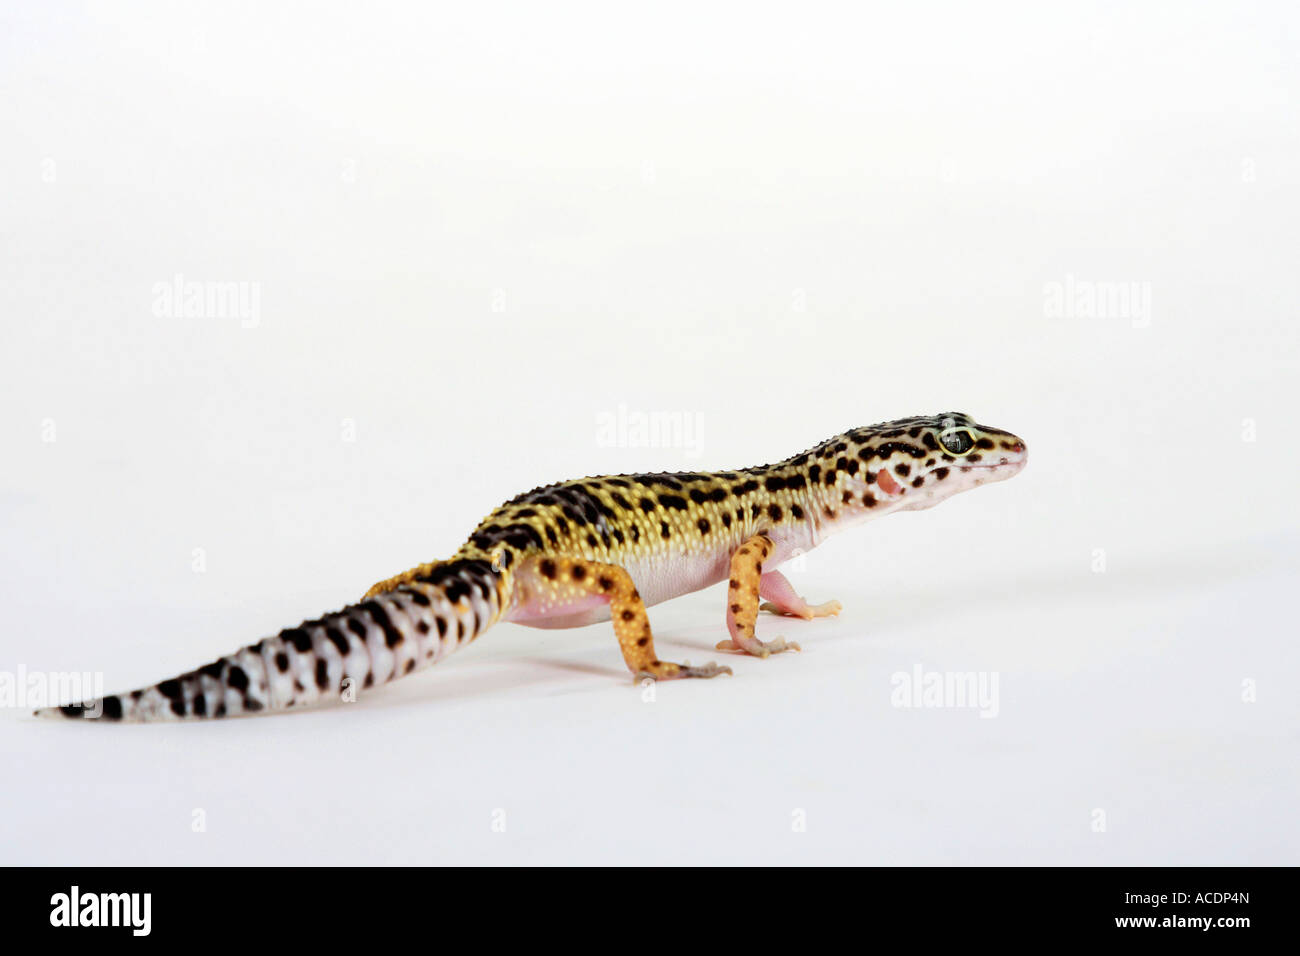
[5,866,1285,942]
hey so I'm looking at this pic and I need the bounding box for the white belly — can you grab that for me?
[507,546,732,629]
[506,522,821,630]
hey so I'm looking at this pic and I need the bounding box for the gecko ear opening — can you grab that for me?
[875,468,903,496]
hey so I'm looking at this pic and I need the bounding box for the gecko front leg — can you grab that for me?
[716,534,801,658]
[757,570,843,620]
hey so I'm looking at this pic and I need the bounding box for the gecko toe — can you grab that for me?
[636,660,733,681]
[683,661,732,679]
[759,601,813,619]
[715,635,801,657]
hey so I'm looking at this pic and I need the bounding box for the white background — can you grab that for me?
[2,1,1297,865]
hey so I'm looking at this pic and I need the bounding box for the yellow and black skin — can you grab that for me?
[40,412,1026,721]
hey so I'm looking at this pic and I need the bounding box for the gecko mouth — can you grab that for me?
[959,456,1026,476]
[876,448,1025,500]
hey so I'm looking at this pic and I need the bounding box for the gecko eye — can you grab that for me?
[938,428,976,456]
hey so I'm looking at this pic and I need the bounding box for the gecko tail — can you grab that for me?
[34,559,505,722]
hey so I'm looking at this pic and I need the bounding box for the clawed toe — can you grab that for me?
[715,636,801,658]
[759,601,812,620]
[636,660,733,681]
[682,661,732,679]
[759,636,801,656]
[809,600,842,618]
[759,599,842,620]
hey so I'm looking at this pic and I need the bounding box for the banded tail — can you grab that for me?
[35,559,506,722]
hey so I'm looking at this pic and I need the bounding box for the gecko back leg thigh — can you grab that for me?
[717,534,801,658]
[521,556,732,681]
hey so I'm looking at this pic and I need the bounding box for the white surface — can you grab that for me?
[2,1,1297,865]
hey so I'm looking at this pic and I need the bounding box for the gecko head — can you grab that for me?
[845,412,1027,514]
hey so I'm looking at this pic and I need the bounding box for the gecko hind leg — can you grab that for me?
[526,556,731,682]
[716,535,801,658]
[757,569,843,620]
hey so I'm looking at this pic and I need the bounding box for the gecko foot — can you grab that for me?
[715,636,802,658]
[635,660,733,682]
[759,599,842,620]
